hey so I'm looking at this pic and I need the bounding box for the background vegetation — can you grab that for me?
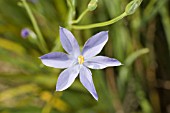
[0,0,170,113]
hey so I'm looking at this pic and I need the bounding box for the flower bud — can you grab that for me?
[125,0,142,15]
[21,28,30,38]
[21,28,37,39]
[88,0,98,11]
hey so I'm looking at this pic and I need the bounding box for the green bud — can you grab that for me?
[88,0,98,11]
[28,31,37,44]
[125,0,142,15]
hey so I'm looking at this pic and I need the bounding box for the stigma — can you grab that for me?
[78,55,84,64]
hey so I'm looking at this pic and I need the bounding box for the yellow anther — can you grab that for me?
[78,55,84,64]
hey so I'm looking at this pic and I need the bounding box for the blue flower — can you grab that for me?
[40,27,122,100]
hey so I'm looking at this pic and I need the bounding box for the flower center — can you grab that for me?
[78,55,84,64]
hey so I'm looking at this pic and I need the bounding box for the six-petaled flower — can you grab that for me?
[40,27,122,100]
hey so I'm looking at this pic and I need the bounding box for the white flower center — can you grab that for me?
[78,55,84,64]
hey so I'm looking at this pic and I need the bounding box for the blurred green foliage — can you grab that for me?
[0,0,170,113]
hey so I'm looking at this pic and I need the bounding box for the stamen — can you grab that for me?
[78,55,84,64]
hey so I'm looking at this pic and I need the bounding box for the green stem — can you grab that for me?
[21,0,48,53]
[66,0,75,29]
[72,9,89,24]
[51,0,75,52]
[72,12,128,30]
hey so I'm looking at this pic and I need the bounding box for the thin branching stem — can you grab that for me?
[21,0,48,53]
[72,12,127,30]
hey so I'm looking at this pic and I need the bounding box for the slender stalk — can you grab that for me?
[51,0,75,52]
[72,9,89,24]
[21,0,48,53]
[66,0,75,29]
[72,12,127,30]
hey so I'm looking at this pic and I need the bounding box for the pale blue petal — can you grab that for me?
[82,31,108,59]
[60,27,80,57]
[40,52,74,69]
[56,65,80,91]
[79,66,98,100]
[84,56,122,69]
